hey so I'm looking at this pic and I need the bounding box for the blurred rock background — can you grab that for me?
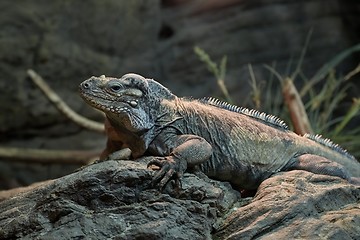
[0,0,359,189]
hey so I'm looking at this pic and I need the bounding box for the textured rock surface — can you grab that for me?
[0,158,240,239]
[1,160,359,239]
[215,171,360,240]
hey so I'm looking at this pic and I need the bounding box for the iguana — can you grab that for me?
[79,73,360,190]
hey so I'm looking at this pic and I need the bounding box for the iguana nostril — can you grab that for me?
[81,82,90,89]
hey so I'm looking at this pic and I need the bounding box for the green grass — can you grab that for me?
[194,44,360,158]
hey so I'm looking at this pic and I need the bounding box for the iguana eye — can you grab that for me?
[110,84,121,92]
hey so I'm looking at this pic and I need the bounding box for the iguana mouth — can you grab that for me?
[80,92,132,115]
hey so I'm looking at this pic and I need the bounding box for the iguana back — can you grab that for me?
[162,98,360,188]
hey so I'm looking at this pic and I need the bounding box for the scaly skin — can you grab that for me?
[79,74,360,190]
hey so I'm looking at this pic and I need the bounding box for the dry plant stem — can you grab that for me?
[248,64,261,109]
[283,78,313,135]
[217,79,231,103]
[0,180,54,202]
[27,69,104,133]
[0,147,99,164]
[0,71,104,165]
[344,63,360,81]
[290,28,313,80]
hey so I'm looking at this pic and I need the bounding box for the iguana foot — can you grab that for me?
[147,156,187,189]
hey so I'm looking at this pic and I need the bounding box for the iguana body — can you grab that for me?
[79,74,360,190]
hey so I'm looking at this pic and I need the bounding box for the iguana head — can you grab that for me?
[79,73,175,134]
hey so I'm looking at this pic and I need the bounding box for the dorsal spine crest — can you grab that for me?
[201,97,289,130]
[304,133,355,160]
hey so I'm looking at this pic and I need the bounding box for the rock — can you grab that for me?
[0,158,240,239]
[214,170,360,240]
[1,159,359,239]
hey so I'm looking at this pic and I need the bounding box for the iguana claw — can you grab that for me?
[147,156,186,189]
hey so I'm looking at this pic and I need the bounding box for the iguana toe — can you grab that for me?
[147,156,186,189]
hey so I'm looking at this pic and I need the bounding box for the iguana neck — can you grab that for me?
[106,115,155,157]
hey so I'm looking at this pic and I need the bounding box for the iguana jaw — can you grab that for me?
[80,90,134,116]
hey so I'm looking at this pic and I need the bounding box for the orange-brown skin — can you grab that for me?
[100,118,124,160]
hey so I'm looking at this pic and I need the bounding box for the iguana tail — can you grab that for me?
[305,134,360,177]
[287,134,360,181]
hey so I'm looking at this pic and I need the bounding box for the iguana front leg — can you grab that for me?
[148,134,212,188]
